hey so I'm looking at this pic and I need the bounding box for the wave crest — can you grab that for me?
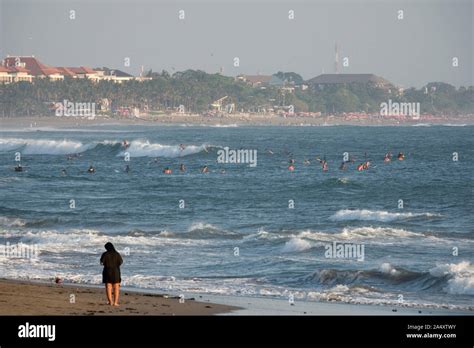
[330,209,441,222]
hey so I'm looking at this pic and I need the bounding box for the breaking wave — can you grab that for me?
[0,137,213,158]
[330,209,441,222]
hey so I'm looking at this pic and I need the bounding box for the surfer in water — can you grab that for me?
[317,157,328,171]
[125,165,130,173]
[322,161,328,171]
[87,165,96,173]
[122,140,130,149]
[14,164,23,172]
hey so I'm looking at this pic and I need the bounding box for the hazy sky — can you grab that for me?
[1,0,472,88]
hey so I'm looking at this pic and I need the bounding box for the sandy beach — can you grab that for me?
[0,279,237,315]
[1,115,472,129]
[0,279,472,316]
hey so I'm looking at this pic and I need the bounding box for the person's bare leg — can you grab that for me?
[113,283,120,306]
[106,283,113,305]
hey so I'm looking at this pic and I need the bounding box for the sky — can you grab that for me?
[1,0,472,88]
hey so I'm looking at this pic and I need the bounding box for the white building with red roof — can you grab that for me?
[1,55,149,83]
[0,65,34,83]
[3,56,64,81]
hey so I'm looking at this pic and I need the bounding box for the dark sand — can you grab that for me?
[0,279,238,315]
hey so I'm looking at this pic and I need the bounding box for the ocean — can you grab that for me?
[0,124,473,310]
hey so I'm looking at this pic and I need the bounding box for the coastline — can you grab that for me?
[0,115,472,129]
[0,279,471,316]
[0,279,238,315]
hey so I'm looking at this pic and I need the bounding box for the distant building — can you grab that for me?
[94,69,135,83]
[306,74,393,90]
[3,56,64,81]
[237,74,285,87]
[1,55,151,84]
[0,65,34,83]
[56,66,99,80]
[0,66,13,83]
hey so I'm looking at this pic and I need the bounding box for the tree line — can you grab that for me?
[0,69,472,117]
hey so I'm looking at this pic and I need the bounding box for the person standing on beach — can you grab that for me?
[100,242,123,306]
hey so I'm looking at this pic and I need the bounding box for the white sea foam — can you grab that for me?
[330,209,441,222]
[379,263,400,276]
[2,228,207,254]
[299,226,424,242]
[118,140,209,158]
[282,238,311,252]
[430,261,474,295]
[188,222,219,232]
[0,216,27,227]
[0,138,92,154]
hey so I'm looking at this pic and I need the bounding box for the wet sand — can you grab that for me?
[0,279,238,315]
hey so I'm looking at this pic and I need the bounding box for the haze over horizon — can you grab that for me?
[1,0,472,88]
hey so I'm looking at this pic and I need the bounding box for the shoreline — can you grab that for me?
[0,278,238,316]
[0,115,472,129]
[0,279,471,316]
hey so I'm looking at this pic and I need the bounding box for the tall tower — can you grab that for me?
[334,42,340,74]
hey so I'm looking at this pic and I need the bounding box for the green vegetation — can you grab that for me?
[0,70,472,117]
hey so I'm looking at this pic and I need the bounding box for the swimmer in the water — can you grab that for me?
[317,157,328,171]
[288,164,295,171]
[87,165,96,173]
[163,167,172,174]
[125,165,130,173]
[61,168,67,175]
[201,166,209,173]
[179,164,186,172]
[304,159,310,165]
[397,152,405,160]
[339,162,347,170]
[14,163,23,172]
[384,152,392,162]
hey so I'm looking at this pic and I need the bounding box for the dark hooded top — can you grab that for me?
[100,242,123,284]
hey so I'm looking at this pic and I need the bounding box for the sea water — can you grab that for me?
[0,124,473,310]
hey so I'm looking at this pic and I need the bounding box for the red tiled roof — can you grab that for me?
[3,56,61,76]
[11,66,30,73]
[56,66,97,76]
[56,67,76,77]
[80,66,96,74]
[0,66,30,74]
